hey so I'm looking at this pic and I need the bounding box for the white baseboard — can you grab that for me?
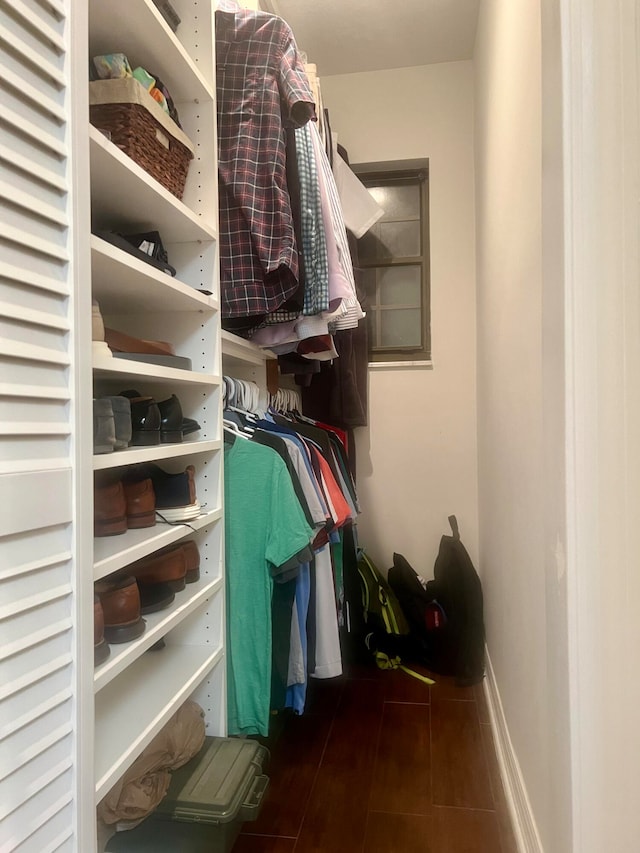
[483,649,544,853]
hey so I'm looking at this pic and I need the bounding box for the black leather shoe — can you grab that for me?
[121,389,198,440]
[156,394,184,443]
[127,396,161,446]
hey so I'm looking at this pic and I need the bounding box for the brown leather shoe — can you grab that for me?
[130,546,187,592]
[104,327,176,356]
[181,540,200,583]
[122,477,156,529]
[150,540,200,584]
[94,478,127,536]
[94,594,110,665]
[95,575,146,643]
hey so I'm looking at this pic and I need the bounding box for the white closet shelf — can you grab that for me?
[94,643,224,801]
[92,438,222,471]
[93,352,220,386]
[94,576,224,692]
[91,237,219,314]
[90,127,218,244]
[221,330,275,366]
[94,507,222,581]
[89,0,214,104]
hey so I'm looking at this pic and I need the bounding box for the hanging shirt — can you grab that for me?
[332,142,384,240]
[310,544,343,679]
[216,0,315,323]
[309,122,364,331]
[225,438,313,736]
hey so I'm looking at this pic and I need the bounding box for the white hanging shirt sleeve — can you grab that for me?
[332,139,384,240]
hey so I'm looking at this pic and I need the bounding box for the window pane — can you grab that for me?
[379,266,421,306]
[378,221,421,258]
[367,308,377,344]
[361,268,377,306]
[380,308,422,348]
[367,183,420,221]
[359,221,421,260]
[358,228,379,262]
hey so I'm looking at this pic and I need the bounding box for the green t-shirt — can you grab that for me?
[225,438,313,736]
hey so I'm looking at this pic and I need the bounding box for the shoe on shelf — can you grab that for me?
[93,398,116,455]
[95,575,146,644]
[122,476,156,529]
[157,539,200,582]
[92,300,112,360]
[94,477,127,536]
[126,395,161,446]
[137,580,175,615]
[155,393,184,443]
[104,327,176,357]
[121,389,200,440]
[94,594,110,666]
[130,463,201,522]
[130,545,188,592]
[97,395,132,450]
[182,540,200,583]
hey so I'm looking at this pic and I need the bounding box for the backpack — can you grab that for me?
[388,516,485,686]
[357,549,409,640]
[356,549,434,686]
[387,551,445,658]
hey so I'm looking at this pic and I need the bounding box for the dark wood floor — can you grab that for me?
[233,661,518,853]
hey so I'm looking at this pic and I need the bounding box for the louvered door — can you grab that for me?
[0,1,92,851]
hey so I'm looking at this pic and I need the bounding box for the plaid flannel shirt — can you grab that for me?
[216,1,315,322]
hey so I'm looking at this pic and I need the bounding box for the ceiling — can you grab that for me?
[262,0,481,77]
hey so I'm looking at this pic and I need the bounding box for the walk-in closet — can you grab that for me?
[2,1,640,852]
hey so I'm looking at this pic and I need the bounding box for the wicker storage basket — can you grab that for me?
[89,79,194,200]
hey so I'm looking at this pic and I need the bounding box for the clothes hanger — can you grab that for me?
[223,419,250,439]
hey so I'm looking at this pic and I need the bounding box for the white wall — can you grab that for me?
[558,2,640,851]
[474,0,571,849]
[322,62,478,574]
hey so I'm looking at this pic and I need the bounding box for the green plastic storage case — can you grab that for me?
[105,736,269,853]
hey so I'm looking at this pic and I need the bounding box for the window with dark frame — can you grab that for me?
[355,164,431,363]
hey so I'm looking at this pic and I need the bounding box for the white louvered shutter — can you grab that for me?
[0,1,91,851]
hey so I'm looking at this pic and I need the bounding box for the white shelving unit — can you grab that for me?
[94,644,224,802]
[87,0,225,846]
[94,508,223,581]
[221,330,276,403]
[1,3,283,849]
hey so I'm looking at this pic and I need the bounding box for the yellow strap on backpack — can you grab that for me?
[373,650,435,685]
